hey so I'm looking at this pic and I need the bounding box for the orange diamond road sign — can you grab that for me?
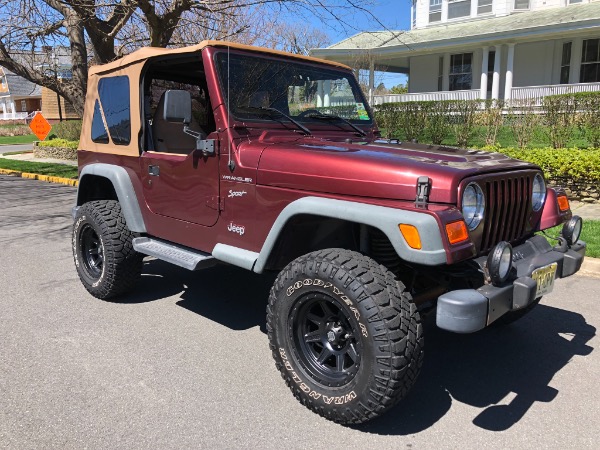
[29,112,52,141]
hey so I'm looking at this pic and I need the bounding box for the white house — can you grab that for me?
[311,1,600,104]
[0,67,41,120]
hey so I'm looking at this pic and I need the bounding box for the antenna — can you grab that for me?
[227,45,235,172]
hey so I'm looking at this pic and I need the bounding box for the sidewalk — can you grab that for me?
[0,150,77,166]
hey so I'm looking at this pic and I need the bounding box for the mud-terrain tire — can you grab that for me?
[72,200,143,300]
[267,249,423,424]
[494,298,541,326]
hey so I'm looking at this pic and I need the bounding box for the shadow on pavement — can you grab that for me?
[127,259,596,434]
[122,259,275,332]
[359,304,595,435]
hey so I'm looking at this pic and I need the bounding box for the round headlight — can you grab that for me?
[562,215,582,246]
[462,183,485,231]
[532,174,546,212]
[487,241,513,286]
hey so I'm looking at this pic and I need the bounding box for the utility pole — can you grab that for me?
[52,52,63,122]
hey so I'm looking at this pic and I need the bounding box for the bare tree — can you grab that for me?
[0,0,384,115]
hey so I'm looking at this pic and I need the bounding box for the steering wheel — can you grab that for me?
[297,109,322,118]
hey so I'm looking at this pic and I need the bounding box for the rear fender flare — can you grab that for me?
[76,163,146,233]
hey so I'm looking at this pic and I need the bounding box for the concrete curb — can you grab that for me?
[580,257,600,279]
[0,168,78,187]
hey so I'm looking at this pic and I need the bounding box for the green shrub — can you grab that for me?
[475,100,504,146]
[543,94,577,148]
[424,101,452,145]
[49,120,82,141]
[451,100,480,147]
[0,124,32,137]
[480,147,600,182]
[573,92,600,148]
[37,138,79,149]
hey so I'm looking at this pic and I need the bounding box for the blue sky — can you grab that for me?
[313,0,413,88]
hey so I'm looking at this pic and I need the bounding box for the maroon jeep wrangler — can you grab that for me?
[72,41,586,424]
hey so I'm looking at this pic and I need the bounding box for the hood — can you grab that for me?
[254,138,538,203]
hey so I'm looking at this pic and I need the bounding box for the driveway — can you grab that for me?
[0,174,598,449]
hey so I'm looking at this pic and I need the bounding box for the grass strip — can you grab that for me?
[541,219,600,258]
[0,158,78,179]
[0,134,38,145]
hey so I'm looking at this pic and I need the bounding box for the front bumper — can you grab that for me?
[436,235,586,333]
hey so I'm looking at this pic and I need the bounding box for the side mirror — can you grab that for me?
[163,90,192,124]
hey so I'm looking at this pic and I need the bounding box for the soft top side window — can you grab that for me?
[95,76,131,145]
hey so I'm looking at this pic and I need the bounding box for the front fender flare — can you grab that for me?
[252,197,447,273]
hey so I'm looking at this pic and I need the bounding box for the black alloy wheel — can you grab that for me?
[79,224,104,279]
[290,293,361,387]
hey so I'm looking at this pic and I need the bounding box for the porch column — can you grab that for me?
[316,80,323,107]
[368,59,375,105]
[480,46,489,100]
[569,37,583,84]
[491,45,502,100]
[442,52,450,91]
[470,0,478,18]
[504,43,516,102]
[323,80,331,107]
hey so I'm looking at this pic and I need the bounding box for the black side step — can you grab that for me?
[132,237,216,271]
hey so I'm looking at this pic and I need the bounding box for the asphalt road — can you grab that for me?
[1,174,599,449]
[0,144,33,154]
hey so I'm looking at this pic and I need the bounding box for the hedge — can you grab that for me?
[37,138,79,149]
[375,91,600,149]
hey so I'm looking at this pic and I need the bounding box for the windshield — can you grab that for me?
[215,52,372,124]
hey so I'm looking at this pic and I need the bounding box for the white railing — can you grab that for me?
[511,82,600,105]
[373,89,481,105]
[373,83,600,107]
[0,112,28,120]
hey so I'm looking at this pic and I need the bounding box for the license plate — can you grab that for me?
[532,262,558,297]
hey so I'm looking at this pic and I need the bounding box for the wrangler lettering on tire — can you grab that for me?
[267,249,423,424]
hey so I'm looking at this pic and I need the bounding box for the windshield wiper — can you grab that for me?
[241,106,312,136]
[304,112,367,137]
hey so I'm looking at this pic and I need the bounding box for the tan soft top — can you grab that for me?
[89,40,351,75]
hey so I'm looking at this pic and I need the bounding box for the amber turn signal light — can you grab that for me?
[446,221,469,245]
[557,195,570,212]
[399,224,422,250]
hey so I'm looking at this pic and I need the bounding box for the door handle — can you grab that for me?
[148,165,160,176]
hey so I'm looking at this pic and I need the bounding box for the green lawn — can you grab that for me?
[541,220,600,258]
[0,134,39,145]
[0,159,78,178]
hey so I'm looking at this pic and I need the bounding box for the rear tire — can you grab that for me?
[267,249,423,424]
[72,200,142,299]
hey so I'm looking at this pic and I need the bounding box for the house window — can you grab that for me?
[560,42,572,85]
[514,0,529,10]
[20,100,27,112]
[487,51,496,92]
[448,0,471,19]
[569,0,582,3]
[580,38,600,83]
[429,0,442,23]
[438,57,444,91]
[412,0,417,28]
[450,53,473,90]
[478,0,493,15]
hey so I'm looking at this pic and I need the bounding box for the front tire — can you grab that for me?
[72,200,142,299]
[267,249,423,424]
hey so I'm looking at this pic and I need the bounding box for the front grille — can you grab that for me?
[479,174,532,253]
